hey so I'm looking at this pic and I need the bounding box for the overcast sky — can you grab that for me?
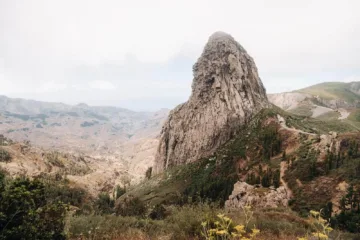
[1,0,360,111]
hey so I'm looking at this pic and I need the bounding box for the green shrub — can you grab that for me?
[165,204,219,238]
[332,184,360,233]
[116,196,147,217]
[183,157,237,206]
[95,192,114,214]
[43,179,88,208]
[0,177,67,239]
[115,185,126,199]
[145,167,152,180]
[261,125,282,160]
[149,204,167,220]
[0,148,11,162]
[68,215,159,239]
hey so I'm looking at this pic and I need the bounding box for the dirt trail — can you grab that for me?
[277,114,317,136]
[280,161,293,198]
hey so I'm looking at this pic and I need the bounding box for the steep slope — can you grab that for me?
[0,135,116,196]
[155,32,269,173]
[120,107,360,218]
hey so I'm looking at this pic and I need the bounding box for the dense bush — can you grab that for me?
[0,176,67,239]
[183,157,237,206]
[44,181,87,207]
[149,204,167,220]
[115,185,126,199]
[116,196,147,217]
[69,203,218,239]
[261,125,282,160]
[95,192,114,214]
[0,148,11,162]
[332,184,360,233]
[68,203,328,240]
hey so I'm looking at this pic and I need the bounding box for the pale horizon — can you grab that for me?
[1,0,360,111]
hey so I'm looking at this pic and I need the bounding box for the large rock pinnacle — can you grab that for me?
[154,32,269,173]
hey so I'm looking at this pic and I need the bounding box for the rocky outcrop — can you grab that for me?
[225,181,290,210]
[154,32,269,173]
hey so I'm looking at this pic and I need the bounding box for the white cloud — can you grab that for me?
[36,82,68,93]
[0,0,359,110]
[89,80,116,90]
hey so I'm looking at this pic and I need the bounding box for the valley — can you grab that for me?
[0,96,169,193]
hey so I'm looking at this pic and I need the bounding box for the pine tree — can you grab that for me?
[282,151,286,161]
[255,176,260,184]
[272,169,281,188]
[346,184,355,211]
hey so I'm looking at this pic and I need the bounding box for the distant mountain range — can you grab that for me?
[0,95,169,184]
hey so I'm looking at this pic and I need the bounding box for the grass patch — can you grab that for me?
[68,205,317,240]
[297,82,360,103]
[348,109,360,122]
[286,114,356,134]
[289,104,313,117]
[316,111,341,121]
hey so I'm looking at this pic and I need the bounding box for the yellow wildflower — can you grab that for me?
[312,232,328,240]
[216,230,227,235]
[250,228,260,238]
[310,210,320,217]
[319,218,327,223]
[234,225,245,233]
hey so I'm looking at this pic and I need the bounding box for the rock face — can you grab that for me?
[225,182,290,210]
[154,32,269,173]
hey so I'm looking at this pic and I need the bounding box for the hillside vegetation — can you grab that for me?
[269,82,360,134]
[297,82,360,103]
[110,107,360,238]
[1,106,360,239]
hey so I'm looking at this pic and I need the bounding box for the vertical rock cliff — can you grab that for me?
[154,32,269,173]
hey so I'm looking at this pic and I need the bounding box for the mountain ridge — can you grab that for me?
[268,81,360,129]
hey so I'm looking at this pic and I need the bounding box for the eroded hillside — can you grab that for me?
[0,96,169,183]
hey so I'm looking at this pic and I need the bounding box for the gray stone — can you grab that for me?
[225,181,290,210]
[154,32,268,173]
